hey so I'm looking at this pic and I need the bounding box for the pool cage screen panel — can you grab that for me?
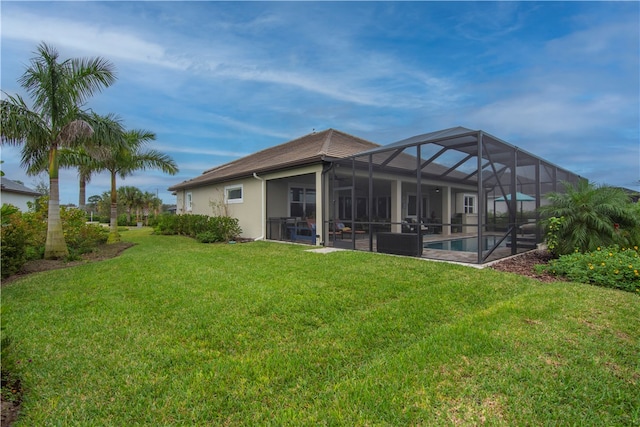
[325,127,583,264]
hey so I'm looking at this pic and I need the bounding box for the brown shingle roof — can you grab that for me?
[169,129,379,191]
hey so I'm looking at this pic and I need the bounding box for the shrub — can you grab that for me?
[544,216,565,257]
[155,214,242,242]
[539,181,639,255]
[1,205,110,275]
[154,213,179,235]
[196,231,220,243]
[544,245,640,293]
[1,205,29,278]
[117,214,130,227]
[211,216,242,241]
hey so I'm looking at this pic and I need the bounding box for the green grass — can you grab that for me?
[2,228,639,426]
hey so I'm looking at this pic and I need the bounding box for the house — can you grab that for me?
[169,127,583,264]
[168,129,379,242]
[1,177,40,211]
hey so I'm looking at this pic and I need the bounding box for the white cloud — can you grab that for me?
[2,10,190,70]
[468,91,626,137]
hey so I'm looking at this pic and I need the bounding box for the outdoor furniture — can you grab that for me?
[342,229,366,239]
[518,221,537,235]
[288,220,316,244]
[402,218,429,234]
[328,221,346,240]
[377,232,421,256]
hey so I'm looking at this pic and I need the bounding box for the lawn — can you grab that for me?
[2,228,639,426]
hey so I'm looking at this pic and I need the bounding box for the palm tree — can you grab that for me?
[119,186,143,224]
[0,42,115,258]
[78,162,95,212]
[90,128,178,242]
[539,180,639,255]
[140,191,162,225]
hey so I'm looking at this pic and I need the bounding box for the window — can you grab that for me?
[464,195,475,214]
[375,196,390,219]
[407,195,417,217]
[186,192,193,212]
[225,184,243,204]
[290,186,315,218]
[407,194,428,218]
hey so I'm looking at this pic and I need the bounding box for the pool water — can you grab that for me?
[424,235,503,252]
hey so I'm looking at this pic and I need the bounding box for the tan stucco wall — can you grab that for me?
[174,164,324,241]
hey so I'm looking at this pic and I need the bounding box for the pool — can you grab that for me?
[424,235,504,252]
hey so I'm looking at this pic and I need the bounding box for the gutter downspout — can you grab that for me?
[253,173,265,241]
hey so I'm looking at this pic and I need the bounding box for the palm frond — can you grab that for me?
[1,93,50,145]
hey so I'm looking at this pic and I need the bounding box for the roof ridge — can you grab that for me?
[318,128,335,156]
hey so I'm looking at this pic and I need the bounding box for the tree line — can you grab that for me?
[87,186,167,226]
[1,42,178,258]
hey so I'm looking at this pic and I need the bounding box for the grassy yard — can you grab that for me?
[2,228,639,426]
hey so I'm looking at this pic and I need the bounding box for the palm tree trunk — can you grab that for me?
[108,170,120,243]
[44,147,69,259]
[79,176,87,211]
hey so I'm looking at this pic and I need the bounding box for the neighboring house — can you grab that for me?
[169,126,583,264]
[1,177,40,211]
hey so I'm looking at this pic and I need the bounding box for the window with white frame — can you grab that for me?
[290,186,315,218]
[224,184,243,204]
[186,192,193,212]
[464,195,476,214]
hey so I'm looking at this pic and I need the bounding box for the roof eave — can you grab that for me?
[168,156,328,191]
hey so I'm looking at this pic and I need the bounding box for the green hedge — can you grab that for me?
[155,213,242,243]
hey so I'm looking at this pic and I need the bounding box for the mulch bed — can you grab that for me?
[1,242,136,286]
[489,249,559,283]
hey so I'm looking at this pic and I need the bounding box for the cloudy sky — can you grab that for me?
[1,1,638,205]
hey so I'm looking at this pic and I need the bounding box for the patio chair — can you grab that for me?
[328,222,345,239]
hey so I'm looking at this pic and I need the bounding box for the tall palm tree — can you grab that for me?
[90,128,178,242]
[78,162,95,212]
[539,180,639,255]
[0,42,116,258]
[74,113,126,211]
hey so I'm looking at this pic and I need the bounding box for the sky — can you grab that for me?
[1,1,639,206]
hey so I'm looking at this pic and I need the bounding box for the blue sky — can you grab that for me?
[1,1,638,205]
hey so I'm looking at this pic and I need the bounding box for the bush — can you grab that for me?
[544,216,564,258]
[543,245,640,293]
[155,213,242,242]
[61,207,109,257]
[196,231,220,243]
[539,181,639,255]
[1,204,110,275]
[117,214,130,227]
[1,205,29,278]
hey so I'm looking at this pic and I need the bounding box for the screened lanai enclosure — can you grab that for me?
[323,127,583,264]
